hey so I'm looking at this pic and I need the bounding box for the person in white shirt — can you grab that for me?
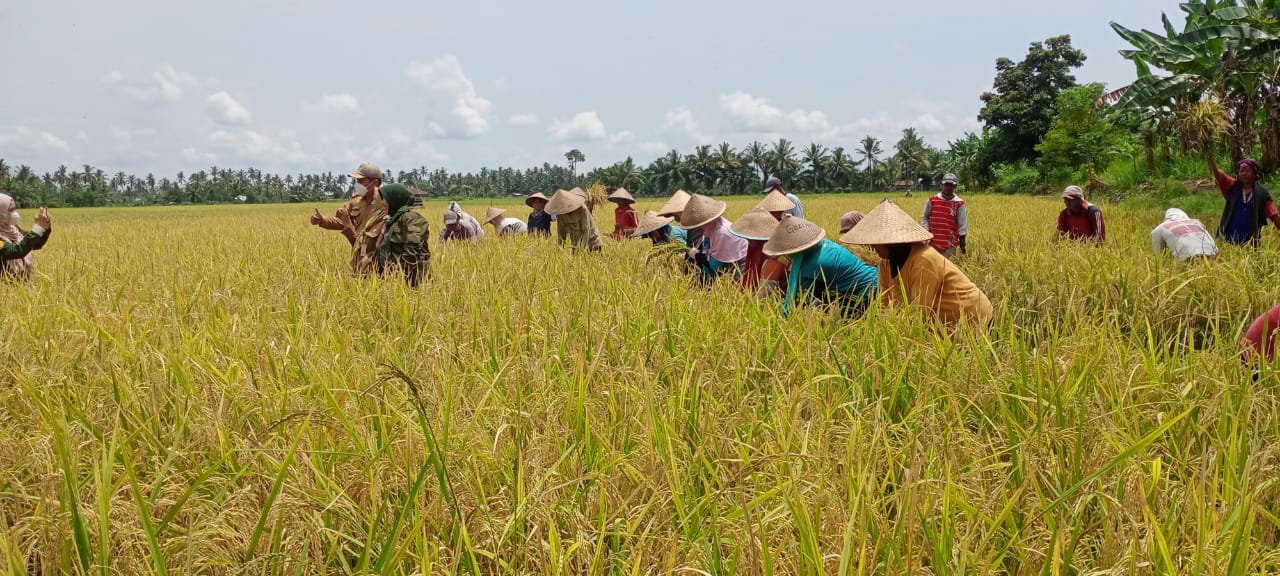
[1152,208,1218,263]
[484,207,528,236]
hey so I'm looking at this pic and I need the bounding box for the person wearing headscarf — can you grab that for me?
[608,188,640,240]
[1057,186,1105,242]
[680,194,748,285]
[0,194,52,281]
[484,207,528,236]
[764,176,804,218]
[439,201,485,244]
[525,193,554,236]
[310,162,388,275]
[1152,208,1218,263]
[377,183,431,286]
[839,211,865,235]
[546,188,602,252]
[730,207,784,294]
[1209,156,1279,245]
[763,215,878,317]
[921,173,967,258]
[842,201,992,328]
[633,211,687,246]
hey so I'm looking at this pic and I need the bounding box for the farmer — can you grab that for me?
[377,183,431,286]
[0,194,52,281]
[841,201,992,328]
[1208,156,1280,245]
[1151,208,1218,263]
[764,215,878,317]
[633,210,687,246]
[658,190,704,267]
[1242,304,1280,369]
[764,176,804,218]
[921,173,967,258]
[756,189,797,221]
[680,194,747,284]
[839,211,865,235]
[484,207,528,236]
[525,192,554,236]
[608,188,640,240]
[310,162,388,275]
[439,201,485,244]
[546,187,602,251]
[729,207,784,293]
[1057,186,1105,242]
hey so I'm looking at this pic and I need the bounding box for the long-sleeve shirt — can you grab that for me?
[1151,218,1217,262]
[528,210,554,235]
[1057,204,1105,242]
[612,207,639,239]
[879,243,992,327]
[496,217,528,236]
[439,213,485,244]
[316,194,388,274]
[556,206,602,251]
[0,224,49,261]
[785,193,805,218]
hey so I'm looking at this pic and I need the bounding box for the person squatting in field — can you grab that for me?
[657,190,704,271]
[1151,208,1217,263]
[921,173,967,258]
[377,183,432,286]
[608,188,639,240]
[729,207,784,295]
[680,194,747,285]
[843,200,993,328]
[1209,156,1279,246]
[765,215,879,317]
[484,207,528,237]
[546,187,602,252]
[0,193,52,282]
[310,162,388,275]
[632,210,687,246]
[440,201,485,244]
[1057,186,1106,242]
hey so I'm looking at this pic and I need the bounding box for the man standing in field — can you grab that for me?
[921,173,967,258]
[310,162,388,275]
[1057,186,1105,242]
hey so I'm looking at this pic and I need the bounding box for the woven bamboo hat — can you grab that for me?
[763,215,826,256]
[657,189,692,217]
[755,190,796,213]
[729,207,781,241]
[838,200,934,245]
[484,207,506,225]
[678,194,727,230]
[632,210,674,237]
[525,192,550,208]
[546,187,587,216]
[608,188,636,204]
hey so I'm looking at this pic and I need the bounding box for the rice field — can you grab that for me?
[2,192,1279,575]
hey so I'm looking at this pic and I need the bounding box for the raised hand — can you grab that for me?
[310,208,323,225]
[35,207,51,229]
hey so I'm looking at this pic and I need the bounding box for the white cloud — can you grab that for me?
[636,140,669,156]
[549,111,609,142]
[302,93,360,113]
[663,107,702,137]
[207,128,313,165]
[719,92,835,138]
[182,147,217,162]
[608,130,634,144]
[0,126,69,152]
[405,54,494,138]
[508,113,539,126]
[102,64,200,103]
[206,91,253,125]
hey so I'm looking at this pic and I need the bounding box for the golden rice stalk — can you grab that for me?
[1175,96,1231,152]
[585,182,608,213]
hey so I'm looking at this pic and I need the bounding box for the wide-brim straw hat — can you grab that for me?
[608,188,635,204]
[839,200,934,245]
[755,190,796,213]
[525,192,550,208]
[632,210,674,237]
[484,207,506,225]
[546,187,587,216]
[730,207,781,241]
[763,215,825,256]
[657,190,692,216]
[678,194,727,230]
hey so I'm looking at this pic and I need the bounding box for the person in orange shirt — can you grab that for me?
[310,162,388,275]
[609,188,639,240]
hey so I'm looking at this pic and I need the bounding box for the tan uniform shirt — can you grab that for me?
[318,192,388,274]
[555,206,602,251]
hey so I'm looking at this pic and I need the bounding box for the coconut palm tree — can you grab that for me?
[564,149,586,175]
[770,138,800,184]
[743,141,769,183]
[828,147,860,191]
[687,145,718,192]
[800,143,830,192]
[856,136,883,175]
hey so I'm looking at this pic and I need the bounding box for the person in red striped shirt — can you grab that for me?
[1057,186,1105,242]
[921,173,967,258]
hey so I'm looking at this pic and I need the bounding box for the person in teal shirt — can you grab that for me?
[764,215,877,317]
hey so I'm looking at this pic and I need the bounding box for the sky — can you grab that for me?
[0,0,1185,177]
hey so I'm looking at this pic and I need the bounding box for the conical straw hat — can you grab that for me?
[755,190,796,212]
[546,187,587,216]
[839,200,933,245]
[608,188,635,203]
[763,215,826,256]
[730,207,781,241]
[632,210,674,237]
[657,189,692,216]
[678,194,727,230]
[484,207,506,225]
[524,192,550,208]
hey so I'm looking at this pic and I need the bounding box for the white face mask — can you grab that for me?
[8,211,18,227]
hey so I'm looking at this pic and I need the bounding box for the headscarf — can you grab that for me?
[703,217,748,263]
[839,211,865,234]
[443,201,464,225]
[0,193,35,277]
[764,176,783,193]
[1238,158,1262,178]
[378,184,413,265]
[1164,208,1189,222]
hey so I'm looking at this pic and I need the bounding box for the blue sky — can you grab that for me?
[0,0,1183,176]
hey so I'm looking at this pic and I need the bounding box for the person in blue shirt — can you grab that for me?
[632,210,687,246]
[763,215,878,317]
